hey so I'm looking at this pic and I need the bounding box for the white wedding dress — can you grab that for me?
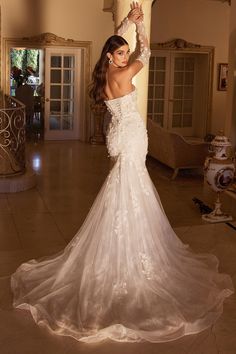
[11,86,234,343]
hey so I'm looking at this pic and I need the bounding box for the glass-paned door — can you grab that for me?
[44,48,81,140]
[148,51,198,136]
[148,54,169,127]
[169,54,195,135]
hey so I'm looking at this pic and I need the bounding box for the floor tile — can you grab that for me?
[52,212,87,242]
[0,215,21,251]
[7,189,48,213]
[0,195,11,213]
[13,212,66,250]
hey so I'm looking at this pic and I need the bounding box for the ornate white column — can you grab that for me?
[114,0,153,124]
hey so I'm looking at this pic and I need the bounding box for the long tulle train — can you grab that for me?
[11,156,234,342]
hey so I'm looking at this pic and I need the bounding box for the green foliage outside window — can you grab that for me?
[11,49,25,69]
[10,48,40,94]
[11,48,39,75]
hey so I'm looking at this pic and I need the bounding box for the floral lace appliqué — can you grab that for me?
[114,209,128,238]
[130,188,141,217]
[113,281,128,299]
[139,252,155,280]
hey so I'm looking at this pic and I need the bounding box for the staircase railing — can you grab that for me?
[0,94,26,176]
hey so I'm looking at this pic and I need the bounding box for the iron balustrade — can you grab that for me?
[0,95,26,176]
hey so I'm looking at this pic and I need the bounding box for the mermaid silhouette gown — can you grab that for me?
[11,19,234,343]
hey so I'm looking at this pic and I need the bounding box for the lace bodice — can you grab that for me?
[105,88,138,117]
[105,88,148,163]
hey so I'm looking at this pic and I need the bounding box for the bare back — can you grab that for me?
[105,61,143,100]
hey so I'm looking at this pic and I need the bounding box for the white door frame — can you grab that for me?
[150,40,214,137]
[44,47,82,140]
[2,33,92,141]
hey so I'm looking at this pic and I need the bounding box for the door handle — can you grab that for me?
[45,98,50,102]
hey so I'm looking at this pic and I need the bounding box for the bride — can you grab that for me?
[11,1,234,343]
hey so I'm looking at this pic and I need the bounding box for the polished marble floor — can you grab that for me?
[0,141,236,354]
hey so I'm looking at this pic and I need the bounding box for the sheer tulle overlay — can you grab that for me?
[11,89,234,343]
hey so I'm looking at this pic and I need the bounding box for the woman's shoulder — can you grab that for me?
[109,67,129,85]
[116,61,143,80]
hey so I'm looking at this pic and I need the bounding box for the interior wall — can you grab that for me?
[0,0,113,68]
[0,0,114,140]
[0,0,231,137]
[225,0,236,147]
[151,0,230,135]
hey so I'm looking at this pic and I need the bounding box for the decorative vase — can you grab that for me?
[202,131,235,223]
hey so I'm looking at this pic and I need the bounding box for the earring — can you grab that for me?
[109,58,113,64]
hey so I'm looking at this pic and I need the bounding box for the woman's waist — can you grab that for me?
[110,110,142,122]
[108,115,146,136]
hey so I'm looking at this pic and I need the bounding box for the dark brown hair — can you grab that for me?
[89,35,128,104]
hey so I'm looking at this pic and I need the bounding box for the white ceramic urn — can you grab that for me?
[203,132,235,222]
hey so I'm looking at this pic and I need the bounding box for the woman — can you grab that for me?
[11,2,234,343]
